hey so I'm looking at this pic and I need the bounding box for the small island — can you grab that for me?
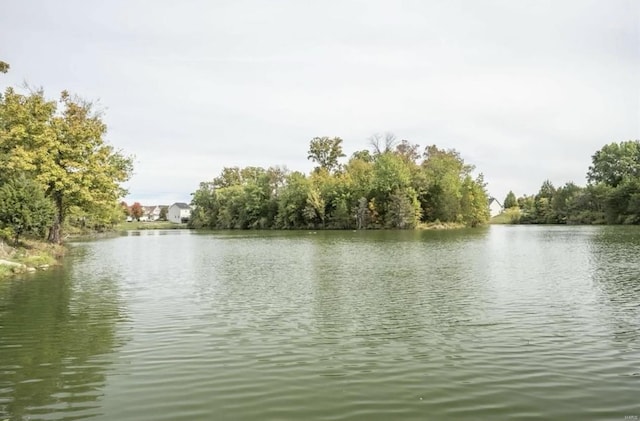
[190,136,491,230]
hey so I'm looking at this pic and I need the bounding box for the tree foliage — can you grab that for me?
[502,140,640,225]
[0,87,133,242]
[190,136,490,230]
[307,136,346,173]
[587,140,640,187]
[504,191,517,209]
[0,176,54,244]
[130,202,144,221]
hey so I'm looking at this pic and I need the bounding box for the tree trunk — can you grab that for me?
[48,194,64,244]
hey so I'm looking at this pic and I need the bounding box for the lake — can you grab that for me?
[0,226,638,420]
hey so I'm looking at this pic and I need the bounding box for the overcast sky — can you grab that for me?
[2,0,639,205]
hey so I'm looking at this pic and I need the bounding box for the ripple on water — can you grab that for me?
[1,227,639,420]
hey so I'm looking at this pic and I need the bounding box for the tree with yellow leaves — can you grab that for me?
[0,87,133,243]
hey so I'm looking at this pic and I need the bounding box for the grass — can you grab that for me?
[115,221,188,231]
[490,213,513,224]
[417,221,467,230]
[490,207,523,224]
[0,238,65,279]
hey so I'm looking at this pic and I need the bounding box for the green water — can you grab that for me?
[0,226,638,420]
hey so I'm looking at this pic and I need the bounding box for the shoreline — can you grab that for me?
[0,240,65,279]
[0,222,470,279]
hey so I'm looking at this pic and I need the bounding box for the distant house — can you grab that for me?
[141,205,162,222]
[488,197,503,217]
[168,202,191,223]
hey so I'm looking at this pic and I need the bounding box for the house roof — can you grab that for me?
[171,202,191,209]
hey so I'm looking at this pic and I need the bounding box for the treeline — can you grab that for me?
[501,140,640,225]
[190,135,490,230]
[0,62,133,244]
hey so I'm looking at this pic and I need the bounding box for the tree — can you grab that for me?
[159,206,168,221]
[0,176,54,244]
[189,136,491,230]
[605,178,640,224]
[459,174,490,227]
[395,139,420,163]
[130,202,143,221]
[351,149,373,163]
[587,140,640,187]
[213,167,242,188]
[0,61,9,74]
[551,182,582,223]
[276,172,311,229]
[0,88,133,243]
[419,145,469,222]
[189,182,217,228]
[504,191,517,209]
[385,188,421,229]
[119,201,130,219]
[307,136,345,173]
[355,196,371,229]
[369,132,397,155]
[303,188,325,228]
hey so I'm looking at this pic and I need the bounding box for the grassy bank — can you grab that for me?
[115,221,188,231]
[0,239,65,279]
[417,221,467,230]
[490,213,513,224]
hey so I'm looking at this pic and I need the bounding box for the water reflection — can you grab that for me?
[589,226,640,350]
[0,253,126,421]
[307,229,495,383]
[2,227,639,420]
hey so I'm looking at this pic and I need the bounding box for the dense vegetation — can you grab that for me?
[499,140,640,225]
[0,63,133,244]
[190,135,490,230]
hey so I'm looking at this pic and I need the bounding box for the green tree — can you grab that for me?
[371,152,412,222]
[504,191,517,209]
[532,180,556,223]
[0,61,9,74]
[344,155,374,201]
[459,174,490,227]
[0,176,54,244]
[605,178,640,224]
[517,195,536,223]
[307,136,345,173]
[159,206,168,221]
[587,140,640,187]
[385,188,421,229]
[119,201,130,219]
[551,182,582,223]
[350,149,373,163]
[276,172,311,229]
[303,188,325,228]
[373,152,412,195]
[0,88,133,243]
[189,182,217,228]
[419,146,468,222]
[189,136,491,230]
[213,167,242,188]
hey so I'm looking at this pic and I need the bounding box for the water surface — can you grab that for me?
[1,226,638,420]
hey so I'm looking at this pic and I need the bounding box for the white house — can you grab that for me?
[141,205,162,222]
[168,202,191,223]
[488,197,503,217]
